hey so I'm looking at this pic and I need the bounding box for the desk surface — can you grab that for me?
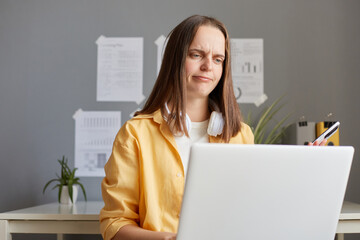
[1,200,359,220]
[0,201,103,221]
[0,200,360,239]
[340,201,360,220]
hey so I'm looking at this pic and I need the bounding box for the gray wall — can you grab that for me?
[1,0,359,239]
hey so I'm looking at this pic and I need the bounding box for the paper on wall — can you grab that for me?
[231,39,264,104]
[129,108,142,118]
[96,36,145,104]
[73,109,121,177]
[155,35,167,76]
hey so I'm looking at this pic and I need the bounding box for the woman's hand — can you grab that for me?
[113,224,176,240]
[308,139,327,146]
[157,232,177,240]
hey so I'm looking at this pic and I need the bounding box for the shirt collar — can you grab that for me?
[153,109,164,124]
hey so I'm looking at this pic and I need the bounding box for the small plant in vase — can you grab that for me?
[43,156,87,204]
[246,96,292,144]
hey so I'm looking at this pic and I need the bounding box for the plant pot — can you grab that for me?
[60,185,79,205]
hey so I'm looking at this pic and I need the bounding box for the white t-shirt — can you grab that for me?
[174,119,209,176]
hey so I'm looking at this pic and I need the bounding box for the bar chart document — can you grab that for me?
[74,109,121,177]
[231,39,264,104]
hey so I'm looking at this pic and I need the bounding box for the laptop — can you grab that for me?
[177,144,354,240]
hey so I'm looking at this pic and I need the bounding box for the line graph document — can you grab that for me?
[73,109,121,177]
[231,39,264,104]
[96,36,145,104]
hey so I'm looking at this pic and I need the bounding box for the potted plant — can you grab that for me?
[246,96,292,144]
[43,156,87,204]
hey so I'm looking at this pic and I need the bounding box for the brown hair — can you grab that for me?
[135,15,242,142]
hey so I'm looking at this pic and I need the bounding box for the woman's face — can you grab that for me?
[185,25,225,100]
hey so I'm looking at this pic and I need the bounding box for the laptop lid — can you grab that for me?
[177,144,354,240]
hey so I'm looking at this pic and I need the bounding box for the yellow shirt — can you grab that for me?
[100,109,254,240]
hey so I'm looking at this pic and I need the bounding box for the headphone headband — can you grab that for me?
[164,103,224,136]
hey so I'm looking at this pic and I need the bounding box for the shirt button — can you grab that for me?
[176,172,182,177]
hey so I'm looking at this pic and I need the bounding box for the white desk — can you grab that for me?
[1,201,360,240]
[0,201,103,240]
[337,201,360,240]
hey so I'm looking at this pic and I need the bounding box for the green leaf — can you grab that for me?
[247,95,292,145]
[246,110,253,127]
[70,169,77,181]
[264,112,292,144]
[68,183,73,203]
[51,184,61,191]
[254,104,284,140]
[42,179,59,194]
[77,183,87,201]
[60,178,66,185]
[253,96,283,136]
[58,185,63,203]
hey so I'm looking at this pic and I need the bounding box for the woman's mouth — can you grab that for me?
[193,76,212,82]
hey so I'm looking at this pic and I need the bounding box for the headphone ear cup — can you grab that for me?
[207,111,224,136]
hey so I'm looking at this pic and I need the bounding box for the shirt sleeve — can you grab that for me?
[228,123,255,144]
[100,123,140,240]
[242,123,255,144]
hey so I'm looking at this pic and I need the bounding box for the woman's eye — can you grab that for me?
[192,53,200,58]
[214,58,224,64]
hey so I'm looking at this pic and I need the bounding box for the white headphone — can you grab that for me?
[165,102,224,137]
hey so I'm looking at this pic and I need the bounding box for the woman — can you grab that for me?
[100,15,253,240]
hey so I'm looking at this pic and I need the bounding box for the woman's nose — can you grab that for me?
[200,57,213,71]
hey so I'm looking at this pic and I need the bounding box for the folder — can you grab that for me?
[283,121,316,145]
